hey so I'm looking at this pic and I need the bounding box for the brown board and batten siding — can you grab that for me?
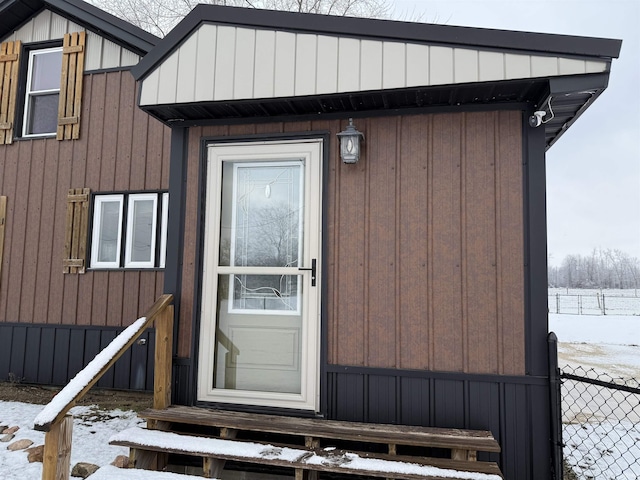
[0,69,170,329]
[179,110,524,377]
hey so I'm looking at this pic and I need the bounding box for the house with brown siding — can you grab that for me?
[0,1,622,478]
[0,0,167,389]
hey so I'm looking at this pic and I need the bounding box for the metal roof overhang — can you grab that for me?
[139,73,610,150]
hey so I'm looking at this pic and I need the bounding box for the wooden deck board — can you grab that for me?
[138,406,501,453]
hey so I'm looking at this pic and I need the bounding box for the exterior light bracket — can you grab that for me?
[337,118,364,164]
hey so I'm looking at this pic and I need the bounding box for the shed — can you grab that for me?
[129,5,621,480]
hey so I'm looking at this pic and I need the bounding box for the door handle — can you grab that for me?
[298,258,317,286]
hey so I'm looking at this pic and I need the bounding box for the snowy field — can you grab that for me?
[551,313,640,479]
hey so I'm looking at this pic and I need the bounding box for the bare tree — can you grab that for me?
[89,0,393,37]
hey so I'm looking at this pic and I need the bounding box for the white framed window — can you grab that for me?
[90,192,168,269]
[125,194,158,268]
[22,47,63,137]
[90,195,124,269]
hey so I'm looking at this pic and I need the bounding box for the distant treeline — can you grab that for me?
[548,249,639,289]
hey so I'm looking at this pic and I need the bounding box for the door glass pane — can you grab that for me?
[219,161,303,267]
[130,199,155,262]
[214,274,303,394]
[98,201,121,262]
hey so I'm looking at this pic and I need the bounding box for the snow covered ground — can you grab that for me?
[550,313,640,479]
[0,403,142,479]
[0,313,637,479]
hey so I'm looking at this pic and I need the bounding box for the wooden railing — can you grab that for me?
[33,294,174,480]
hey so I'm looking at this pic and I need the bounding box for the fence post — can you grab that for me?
[602,294,606,315]
[556,294,560,314]
[548,332,563,480]
[154,304,174,410]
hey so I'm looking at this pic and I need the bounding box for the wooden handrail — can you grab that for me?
[34,294,174,480]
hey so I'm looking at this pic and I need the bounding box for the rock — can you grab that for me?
[71,462,99,478]
[0,433,15,442]
[2,426,19,434]
[26,445,44,463]
[7,439,33,451]
[110,455,129,468]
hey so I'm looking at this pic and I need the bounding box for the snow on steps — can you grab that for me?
[109,427,503,480]
[88,465,210,479]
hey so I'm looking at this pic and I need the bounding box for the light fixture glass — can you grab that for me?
[337,118,364,164]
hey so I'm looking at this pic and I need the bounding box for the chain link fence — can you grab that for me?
[549,293,640,315]
[561,366,640,479]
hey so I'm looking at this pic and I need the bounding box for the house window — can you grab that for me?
[90,192,169,269]
[22,47,63,137]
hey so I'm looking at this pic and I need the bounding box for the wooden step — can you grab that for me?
[87,465,211,479]
[110,427,503,480]
[139,406,501,455]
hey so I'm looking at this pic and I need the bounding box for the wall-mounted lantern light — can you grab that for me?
[337,118,364,164]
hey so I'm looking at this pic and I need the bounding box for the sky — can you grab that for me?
[392,0,640,266]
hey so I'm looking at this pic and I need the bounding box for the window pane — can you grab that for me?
[26,94,59,135]
[98,201,121,262]
[31,50,63,91]
[130,200,155,262]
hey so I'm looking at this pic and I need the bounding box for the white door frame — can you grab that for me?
[197,139,323,411]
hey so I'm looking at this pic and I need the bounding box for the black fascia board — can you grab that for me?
[0,0,159,55]
[132,3,622,81]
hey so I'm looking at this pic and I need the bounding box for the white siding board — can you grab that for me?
[214,26,237,101]
[176,33,199,103]
[316,35,338,95]
[383,41,405,89]
[234,28,256,99]
[274,31,296,98]
[338,37,361,93]
[295,34,318,96]
[195,25,217,102]
[49,13,69,39]
[478,51,505,81]
[454,48,479,84]
[406,43,429,87]
[120,49,140,68]
[360,40,383,91]
[84,34,103,71]
[101,38,122,70]
[430,46,454,85]
[157,52,179,104]
[254,29,276,99]
[31,10,51,41]
[559,58,586,75]
[585,60,607,73]
[505,53,531,79]
[140,69,160,106]
[530,56,558,77]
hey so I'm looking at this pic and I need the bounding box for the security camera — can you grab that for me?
[528,111,546,128]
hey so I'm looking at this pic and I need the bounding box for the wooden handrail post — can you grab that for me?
[154,304,174,410]
[42,415,73,480]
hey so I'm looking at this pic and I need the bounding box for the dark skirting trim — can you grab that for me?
[0,323,155,391]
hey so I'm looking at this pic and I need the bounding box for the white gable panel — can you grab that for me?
[295,34,317,96]
[360,40,382,91]
[454,48,479,83]
[2,10,140,70]
[254,29,276,98]
[176,29,198,103]
[138,24,610,107]
[274,31,296,98]
[195,25,217,102]
[383,42,405,89]
[235,28,257,99]
[316,35,338,95]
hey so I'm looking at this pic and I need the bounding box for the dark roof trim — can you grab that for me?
[0,0,159,55]
[132,4,622,81]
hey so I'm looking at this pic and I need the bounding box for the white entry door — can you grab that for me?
[198,140,322,411]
